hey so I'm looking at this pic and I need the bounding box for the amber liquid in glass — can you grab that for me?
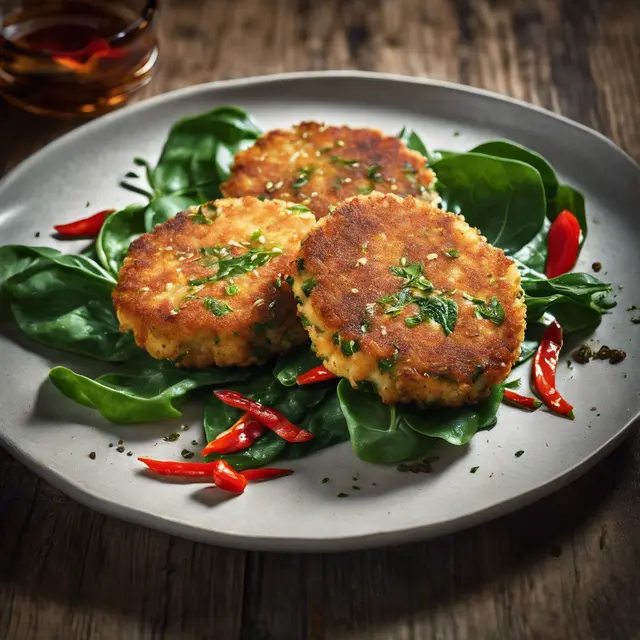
[0,0,158,117]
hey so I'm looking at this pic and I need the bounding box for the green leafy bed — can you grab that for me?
[0,109,614,466]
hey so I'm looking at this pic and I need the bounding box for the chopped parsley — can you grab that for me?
[299,313,311,327]
[250,229,262,242]
[389,262,432,291]
[357,185,374,195]
[225,284,239,296]
[296,258,305,273]
[203,297,233,316]
[301,277,318,297]
[341,339,360,356]
[475,296,505,325]
[378,347,400,372]
[444,248,460,258]
[274,277,282,289]
[189,247,283,285]
[188,203,218,224]
[367,163,383,182]
[292,166,314,189]
[332,332,341,345]
[286,204,312,214]
[330,156,359,166]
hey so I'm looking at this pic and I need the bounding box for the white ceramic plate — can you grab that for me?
[1,71,639,552]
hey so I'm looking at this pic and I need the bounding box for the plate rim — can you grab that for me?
[1,70,639,552]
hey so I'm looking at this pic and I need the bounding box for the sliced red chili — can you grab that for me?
[533,320,575,418]
[296,365,338,385]
[212,460,248,493]
[138,457,211,477]
[503,388,543,411]
[545,210,581,279]
[201,413,264,456]
[242,468,294,482]
[213,390,314,443]
[54,209,114,238]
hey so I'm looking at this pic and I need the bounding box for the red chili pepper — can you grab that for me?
[212,460,248,493]
[503,388,543,411]
[139,458,292,485]
[54,209,114,238]
[201,413,264,456]
[213,390,314,443]
[296,365,338,385]
[242,468,294,482]
[545,210,581,279]
[532,320,575,418]
[139,457,212,477]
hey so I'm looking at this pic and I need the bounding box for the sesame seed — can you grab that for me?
[165,282,173,290]
[391,184,398,191]
[138,287,150,292]
[427,253,438,260]
[176,268,182,273]
[344,178,352,184]
[319,125,327,132]
[265,181,274,190]
[356,257,367,266]
[311,192,318,197]
[257,235,266,244]
[301,132,309,139]
[169,309,179,316]
[336,140,345,147]
[400,257,407,266]
[254,298,265,307]
[253,269,260,277]
[272,247,283,254]
[275,180,284,189]
[178,256,186,261]
[165,246,173,251]
[351,288,359,293]
[381,326,387,335]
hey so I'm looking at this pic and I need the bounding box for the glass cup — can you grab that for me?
[0,0,159,117]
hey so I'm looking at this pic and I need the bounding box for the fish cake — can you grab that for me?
[113,197,315,368]
[291,192,526,406]
[221,122,438,219]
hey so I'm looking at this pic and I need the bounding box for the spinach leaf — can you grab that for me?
[470,140,559,206]
[280,392,350,460]
[412,295,458,335]
[151,106,261,199]
[401,384,504,445]
[397,127,438,164]
[273,345,323,386]
[96,204,146,276]
[145,193,201,231]
[512,217,551,273]
[522,271,613,332]
[49,357,254,423]
[0,245,66,290]
[474,296,505,325]
[337,380,433,464]
[430,152,546,253]
[1,247,136,362]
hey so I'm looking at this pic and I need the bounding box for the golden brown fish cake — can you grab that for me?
[221,122,438,219]
[113,197,315,368]
[291,192,526,406]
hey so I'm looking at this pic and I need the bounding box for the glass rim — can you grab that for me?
[0,0,157,57]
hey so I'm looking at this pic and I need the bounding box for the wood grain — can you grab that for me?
[1,0,639,638]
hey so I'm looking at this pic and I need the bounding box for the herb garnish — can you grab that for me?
[296,258,305,273]
[286,204,312,214]
[188,203,218,225]
[330,156,359,167]
[292,166,314,189]
[225,284,239,296]
[302,277,317,297]
[189,247,283,285]
[378,347,400,372]
[367,163,383,182]
[463,293,505,325]
[203,297,233,316]
[444,248,460,258]
[341,339,360,356]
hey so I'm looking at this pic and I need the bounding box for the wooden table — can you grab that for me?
[1,1,639,638]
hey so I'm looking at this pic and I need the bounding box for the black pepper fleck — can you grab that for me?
[470,466,479,474]
[181,449,194,459]
[108,443,114,448]
[337,493,348,498]
[117,439,124,445]
[191,440,199,446]
[164,433,180,442]
[127,451,133,456]
[352,485,361,491]
[35,232,40,238]
[321,477,330,484]
[116,445,125,453]
[591,262,602,272]
[89,452,96,460]
[181,424,190,431]
[515,450,525,458]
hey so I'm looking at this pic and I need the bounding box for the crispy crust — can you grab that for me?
[292,192,527,405]
[113,197,315,368]
[221,122,438,219]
